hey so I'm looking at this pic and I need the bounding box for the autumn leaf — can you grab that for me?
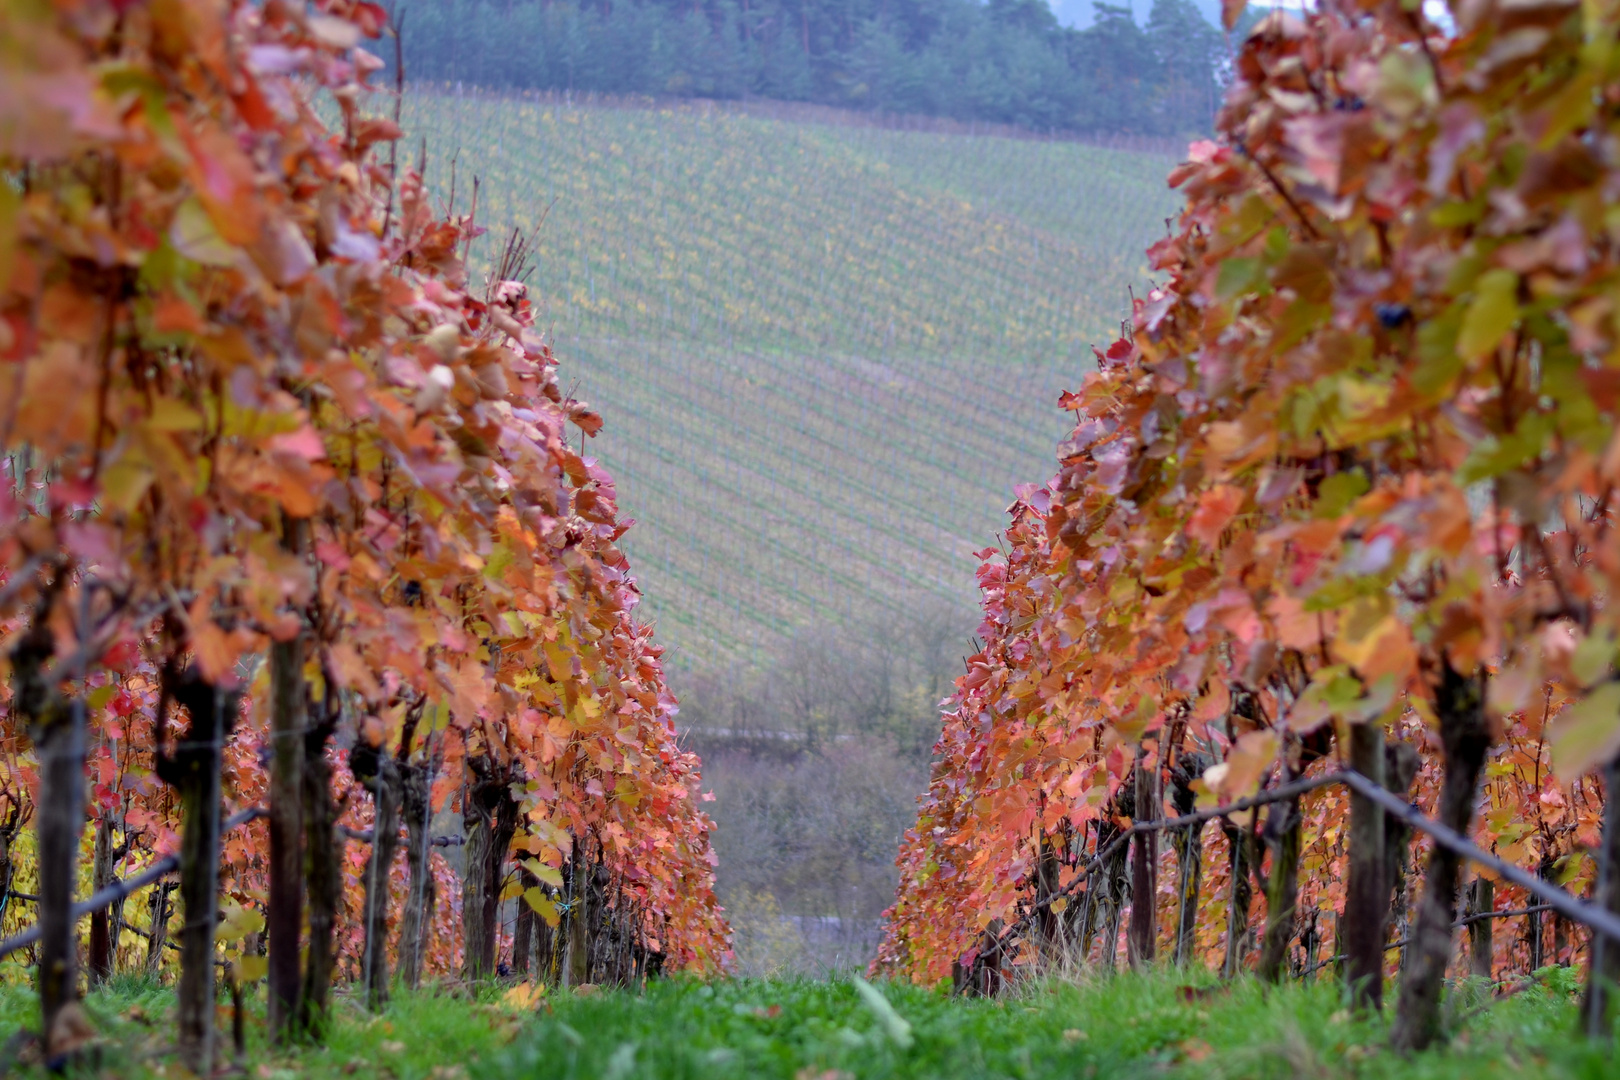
[1188,485,1244,547]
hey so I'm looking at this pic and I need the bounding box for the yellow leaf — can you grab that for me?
[144,397,205,432]
[0,181,17,296]
[234,955,268,983]
[1205,730,1278,803]
[170,197,237,267]
[522,887,561,928]
[502,981,545,1010]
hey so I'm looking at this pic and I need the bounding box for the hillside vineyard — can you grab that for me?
[397,88,1178,663]
[4,0,1620,1072]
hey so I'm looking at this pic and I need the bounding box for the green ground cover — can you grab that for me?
[392,90,1181,664]
[1,969,1607,1079]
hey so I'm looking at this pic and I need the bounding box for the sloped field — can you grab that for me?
[396,90,1180,663]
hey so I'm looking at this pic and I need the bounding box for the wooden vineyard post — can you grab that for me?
[1344,722,1386,1008]
[398,755,437,990]
[33,705,86,1050]
[1221,816,1253,979]
[88,815,120,987]
[352,741,401,1011]
[1383,741,1420,973]
[143,882,176,976]
[513,865,541,979]
[11,614,87,1053]
[462,755,521,981]
[1468,876,1495,980]
[1128,749,1157,969]
[157,671,241,1076]
[1257,785,1302,983]
[1035,831,1064,959]
[299,693,344,1041]
[1170,754,1208,967]
[565,846,591,988]
[267,633,306,1040]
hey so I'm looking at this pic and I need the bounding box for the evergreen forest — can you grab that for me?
[400,0,1229,136]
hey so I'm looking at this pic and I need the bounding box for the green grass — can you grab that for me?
[3,969,1610,1079]
[390,90,1182,665]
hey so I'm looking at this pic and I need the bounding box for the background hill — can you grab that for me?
[398,0,1225,137]
[395,88,1179,967]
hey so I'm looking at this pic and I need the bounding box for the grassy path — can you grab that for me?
[0,970,1606,1079]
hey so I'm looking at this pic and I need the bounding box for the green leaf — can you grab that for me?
[1215,257,1264,303]
[1413,306,1464,396]
[1313,469,1368,518]
[1430,200,1484,228]
[852,976,914,1049]
[1457,269,1520,361]
[1550,682,1620,779]
[1571,630,1616,689]
[1456,412,1551,484]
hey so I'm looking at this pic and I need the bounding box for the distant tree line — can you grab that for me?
[399,0,1227,136]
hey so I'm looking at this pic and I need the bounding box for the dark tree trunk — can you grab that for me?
[1345,722,1386,1008]
[266,636,305,1041]
[157,671,240,1076]
[1221,818,1253,979]
[299,709,343,1041]
[1258,790,1302,983]
[1581,753,1620,1037]
[1128,752,1157,969]
[1468,875,1495,980]
[350,741,400,1010]
[398,758,436,989]
[13,620,87,1053]
[462,756,521,981]
[1392,662,1491,1051]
